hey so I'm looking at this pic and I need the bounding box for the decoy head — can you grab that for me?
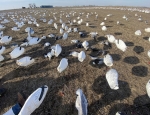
[0,46,2,50]
[8,36,10,39]
[19,47,21,50]
[37,38,40,41]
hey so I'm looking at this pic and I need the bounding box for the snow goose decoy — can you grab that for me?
[145,28,150,32]
[75,89,88,115]
[28,37,42,46]
[16,56,35,66]
[69,51,79,57]
[102,26,107,31]
[90,32,98,39]
[71,39,79,44]
[62,23,66,29]
[0,55,4,62]
[135,30,141,36]
[146,80,150,98]
[100,22,105,26]
[115,39,127,52]
[106,69,119,90]
[11,27,20,31]
[17,85,48,115]
[54,44,62,57]
[62,32,68,40]
[54,23,57,29]
[86,23,89,26]
[104,54,113,67]
[9,47,25,59]
[82,41,89,50]
[148,50,150,58]
[0,24,5,30]
[105,35,116,43]
[0,36,12,44]
[78,51,86,62]
[44,49,55,60]
[57,58,68,73]
[0,46,5,54]
[44,42,51,48]
[60,28,64,34]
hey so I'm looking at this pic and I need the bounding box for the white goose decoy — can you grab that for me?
[146,80,150,98]
[0,55,4,62]
[9,47,25,59]
[74,28,78,32]
[102,26,107,31]
[145,28,150,32]
[0,36,12,44]
[69,51,79,57]
[17,85,48,115]
[44,42,51,47]
[62,32,68,40]
[115,39,127,52]
[16,56,35,66]
[27,37,42,46]
[117,21,120,25]
[104,54,113,67]
[90,32,98,38]
[75,89,88,115]
[0,24,5,30]
[11,27,20,31]
[82,41,89,50]
[53,23,57,29]
[78,51,86,62]
[86,23,89,26]
[0,31,3,37]
[135,30,141,36]
[65,26,68,30]
[100,22,105,26]
[54,44,62,57]
[106,69,119,90]
[62,23,66,29]
[105,35,116,43]
[44,49,55,60]
[104,17,107,21]
[0,46,5,54]
[148,50,150,58]
[71,39,79,44]
[60,28,64,34]
[57,58,68,73]
[48,19,53,24]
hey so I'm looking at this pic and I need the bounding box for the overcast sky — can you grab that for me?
[0,0,150,10]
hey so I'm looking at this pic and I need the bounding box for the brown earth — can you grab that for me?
[0,7,150,115]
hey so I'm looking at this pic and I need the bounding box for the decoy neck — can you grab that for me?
[0,46,2,50]
[37,38,40,41]
[39,85,47,101]
[117,39,119,44]
[30,57,32,60]
[19,47,22,50]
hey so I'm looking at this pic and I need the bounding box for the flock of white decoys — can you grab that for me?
[0,6,150,115]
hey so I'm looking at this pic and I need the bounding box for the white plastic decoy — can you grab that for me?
[18,85,48,115]
[0,46,5,54]
[105,35,116,43]
[106,69,119,90]
[115,39,127,52]
[75,89,88,115]
[16,56,35,66]
[9,47,25,59]
[104,54,113,67]
[57,58,68,73]
[78,51,86,62]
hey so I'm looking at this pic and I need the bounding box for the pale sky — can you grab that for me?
[0,0,150,10]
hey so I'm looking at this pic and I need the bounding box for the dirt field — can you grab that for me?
[0,7,150,115]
